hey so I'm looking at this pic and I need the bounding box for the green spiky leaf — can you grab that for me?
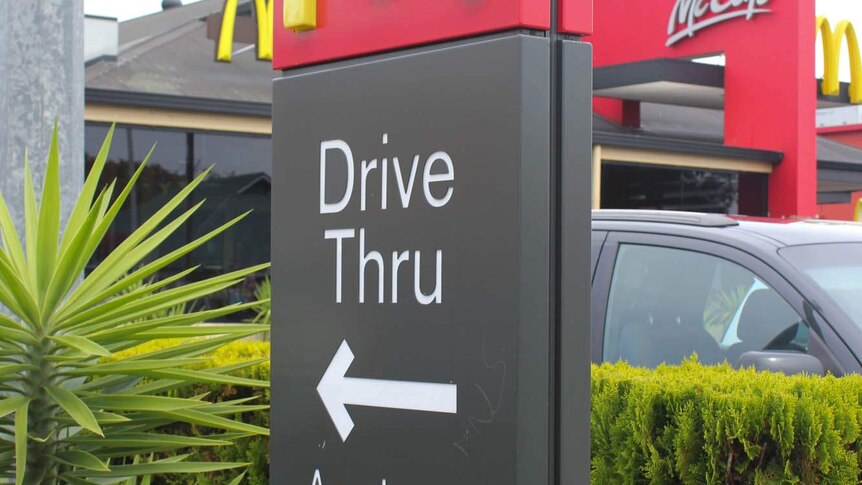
[54,450,109,472]
[50,335,111,356]
[15,401,28,485]
[45,385,103,436]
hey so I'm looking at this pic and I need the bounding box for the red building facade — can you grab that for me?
[591,0,818,218]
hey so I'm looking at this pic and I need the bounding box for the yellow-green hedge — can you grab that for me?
[592,359,862,484]
[110,338,269,368]
[110,339,271,485]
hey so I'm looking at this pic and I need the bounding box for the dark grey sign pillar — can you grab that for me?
[272,30,591,485]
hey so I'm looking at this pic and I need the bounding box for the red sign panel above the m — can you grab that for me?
[272,0,554,70]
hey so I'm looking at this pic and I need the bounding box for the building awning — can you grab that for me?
[593,104,862,204]
[818,137,862,203]
[594,58,852,110]
[594,130,782,165]
[592,106,782,173]
[594,58,724,109]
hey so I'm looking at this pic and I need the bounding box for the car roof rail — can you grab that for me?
[592,210,740,228]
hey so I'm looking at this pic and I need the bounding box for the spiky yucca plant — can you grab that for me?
[249,278,270,325]
[0,125,270,484]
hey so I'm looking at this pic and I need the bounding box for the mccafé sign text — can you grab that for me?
[667,0,772,47]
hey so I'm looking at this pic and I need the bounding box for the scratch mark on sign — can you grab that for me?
[453,333,507,456]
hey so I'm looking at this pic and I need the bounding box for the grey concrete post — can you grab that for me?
[0,0,84,232]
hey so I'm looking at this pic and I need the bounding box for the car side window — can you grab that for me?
[603,244,807,368]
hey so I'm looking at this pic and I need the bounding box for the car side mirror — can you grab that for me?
[738,351,825,376]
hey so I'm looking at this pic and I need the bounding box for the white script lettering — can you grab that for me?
[666,0,771,46]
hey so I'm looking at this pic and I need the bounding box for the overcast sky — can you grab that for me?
[85,0,205,21]
[83,0,862,81]
[818,0,862,20]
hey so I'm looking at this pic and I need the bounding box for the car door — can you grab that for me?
[591,231,847,374]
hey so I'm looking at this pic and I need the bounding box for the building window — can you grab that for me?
[600,162,767,216]
[84,123,271,321]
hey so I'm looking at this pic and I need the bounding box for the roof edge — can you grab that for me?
[85,88,271,117]
[593,131,783,164]
[819,160,862,171]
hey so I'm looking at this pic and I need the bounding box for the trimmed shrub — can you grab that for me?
[592,358,862,484]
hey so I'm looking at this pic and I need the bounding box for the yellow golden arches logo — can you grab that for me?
[217,0,273,62]
[217,0,317,63]
[817,16,862,104]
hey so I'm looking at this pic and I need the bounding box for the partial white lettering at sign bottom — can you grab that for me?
[318,340,458,442]
[313,469,387,484]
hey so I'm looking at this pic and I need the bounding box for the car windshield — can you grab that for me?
[780,243,862,326]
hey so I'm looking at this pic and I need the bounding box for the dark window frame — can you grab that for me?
[599,161,768,217]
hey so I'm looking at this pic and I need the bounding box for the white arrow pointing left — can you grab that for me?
[317,339,458,442]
